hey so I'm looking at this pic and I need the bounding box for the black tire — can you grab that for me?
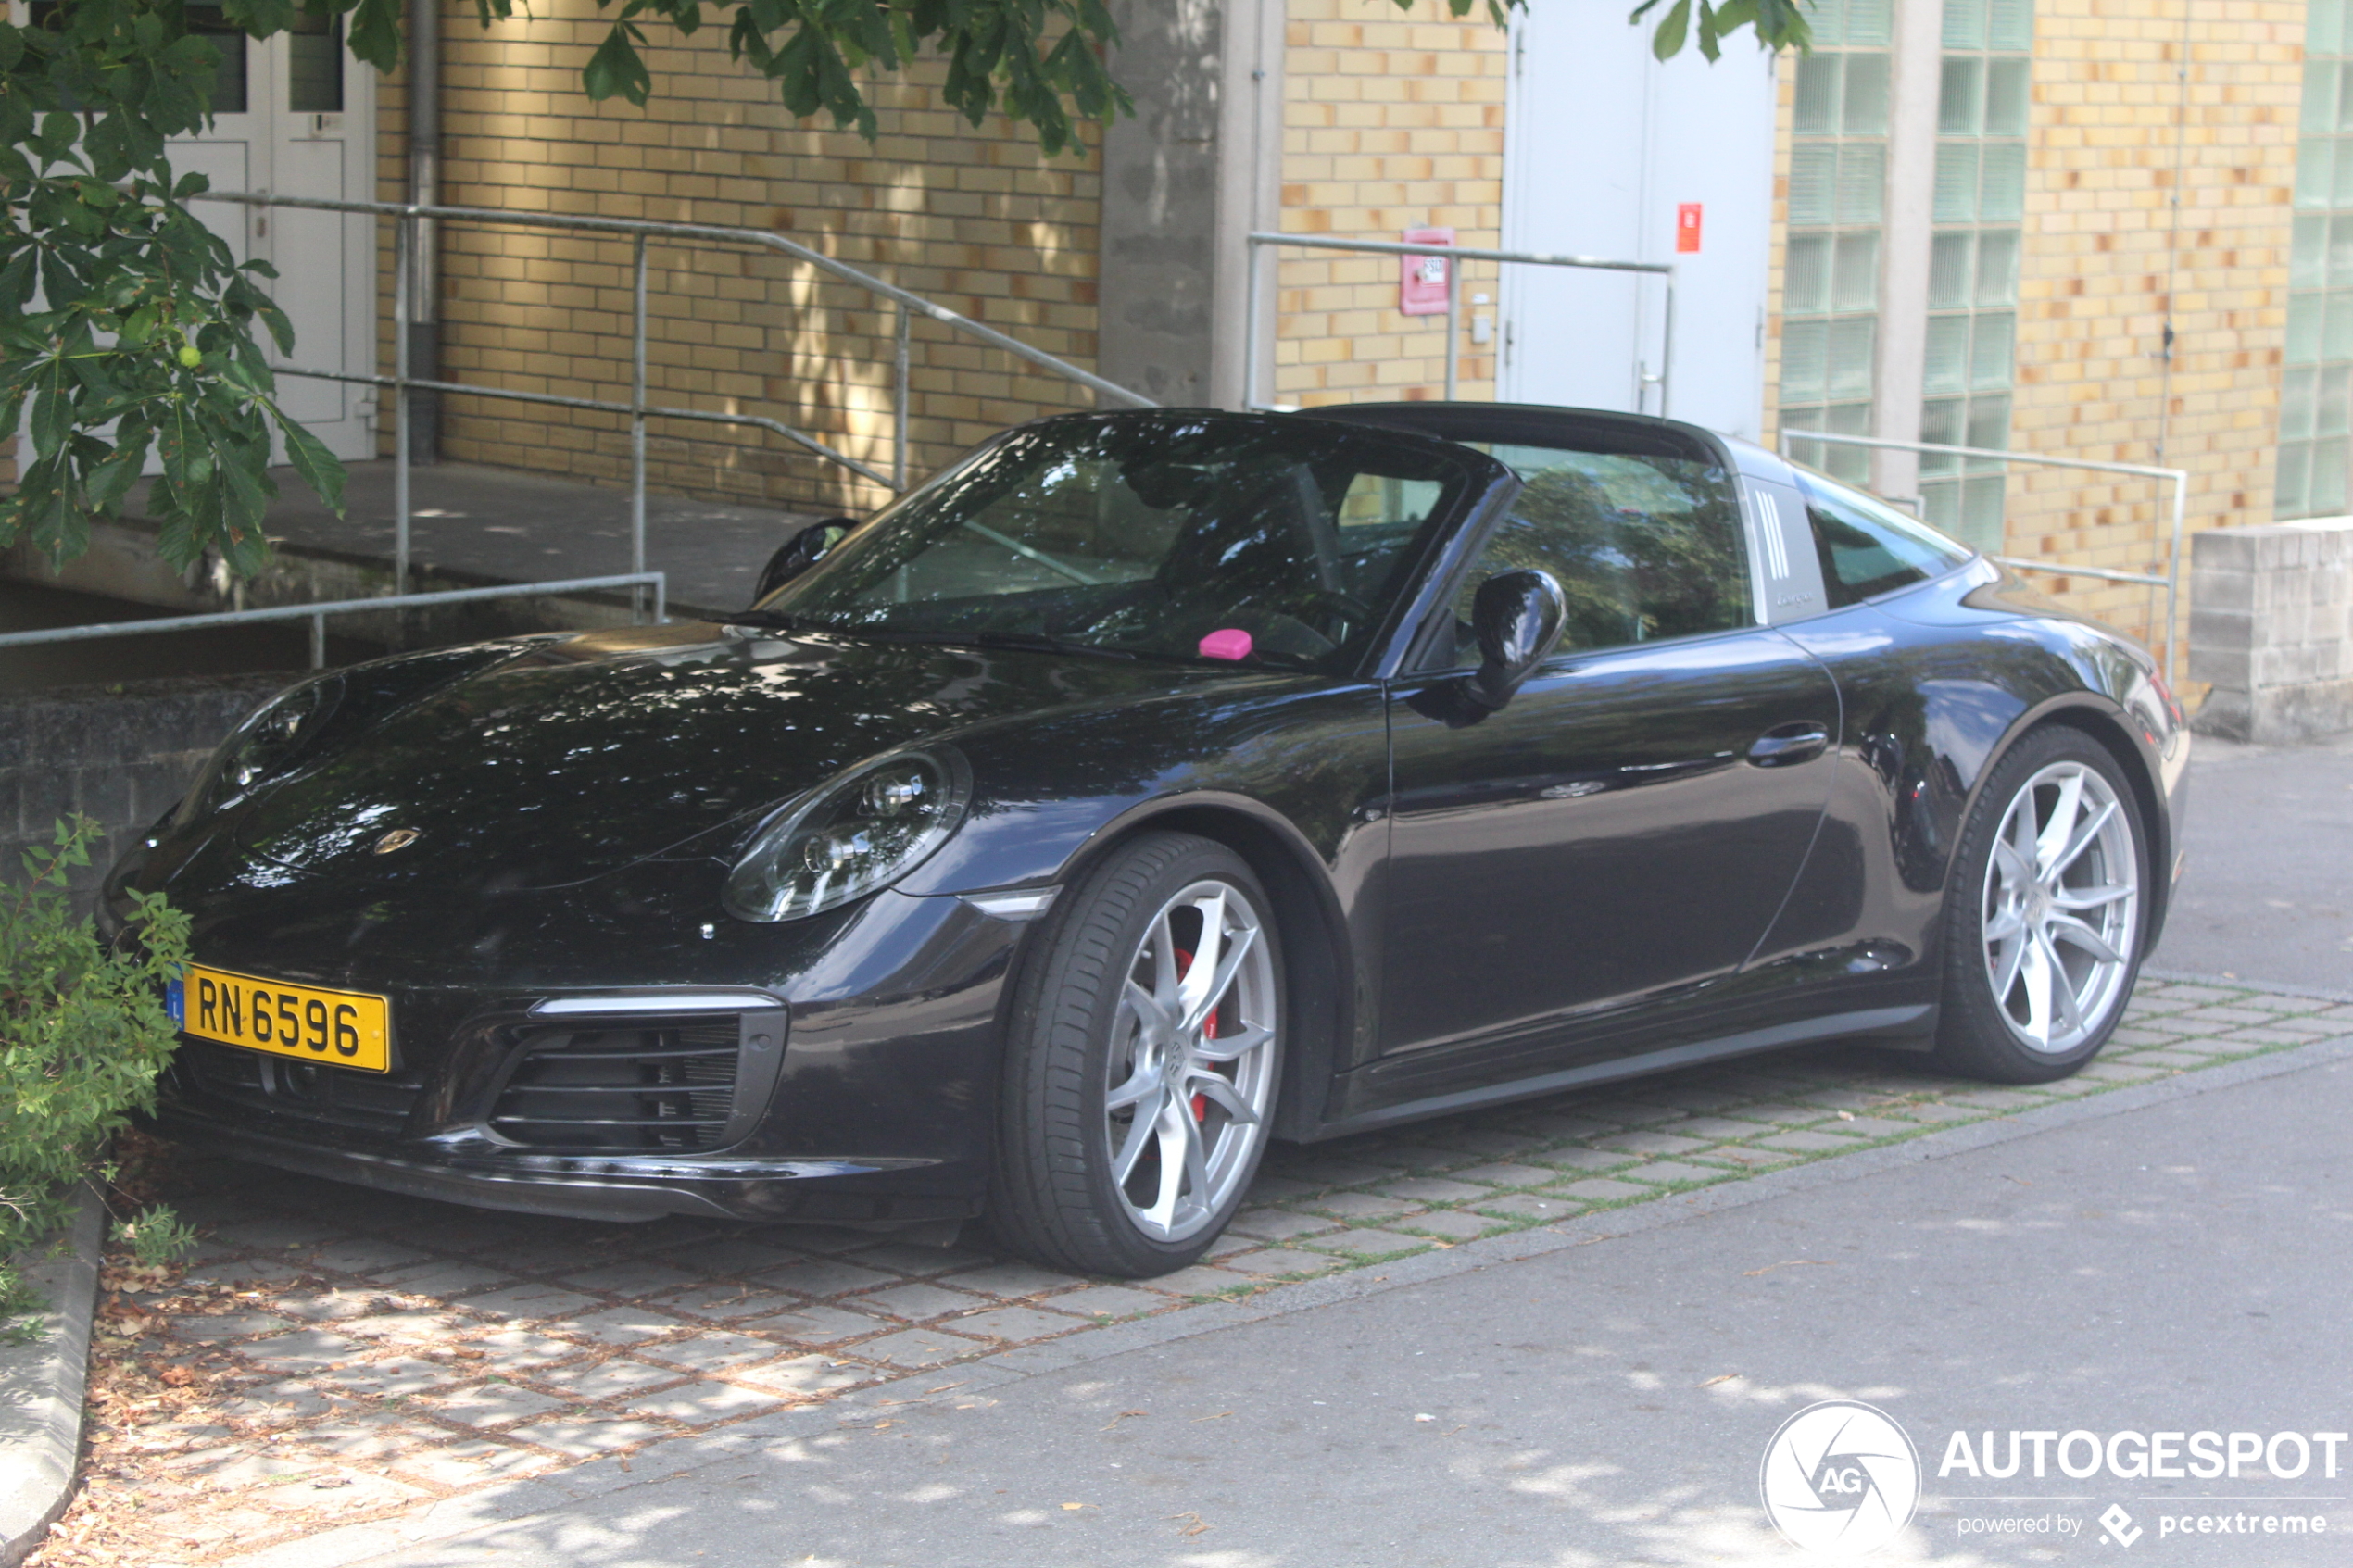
[1931,726,2150,1083]
[989,831,1284,1277]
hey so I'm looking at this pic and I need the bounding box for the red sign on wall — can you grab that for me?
[1676,203,1704,254]
[1400,227,1455,316]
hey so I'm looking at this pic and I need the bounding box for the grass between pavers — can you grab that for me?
[1148,979,2353,1304]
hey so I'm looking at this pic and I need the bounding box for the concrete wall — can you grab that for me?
[2189,514,2353,743]
[1098,0,1226,407]
[0,676,285,910]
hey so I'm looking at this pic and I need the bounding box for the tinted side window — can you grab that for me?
[1446,449,1751,663]
[1795,470,1973,608]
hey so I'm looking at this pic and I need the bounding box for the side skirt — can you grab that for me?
[1301,1003,1937,1141]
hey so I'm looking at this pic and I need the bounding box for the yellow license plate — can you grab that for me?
[176,965,392,1073]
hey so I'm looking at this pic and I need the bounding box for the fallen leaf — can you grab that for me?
[1695,1373,1740,1388]
[1742,1259,1833,1277]
[1190,1411,1233,1422]
[1060,1501,1089,1512]
[1099,1409,1147,1432]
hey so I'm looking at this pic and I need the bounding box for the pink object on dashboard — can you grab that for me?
[1198,628,1254,661]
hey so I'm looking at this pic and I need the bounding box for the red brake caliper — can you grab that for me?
[1175,947,1214,1123]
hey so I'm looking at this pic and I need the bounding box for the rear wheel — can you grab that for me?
[990,833,1283,1277]
[1932,727,2147,1083]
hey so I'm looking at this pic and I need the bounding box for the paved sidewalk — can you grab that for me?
[23,977,2347,1567]
[2152,729,2353,990]
[315,1028,2353,1568]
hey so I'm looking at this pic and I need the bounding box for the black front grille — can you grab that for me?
[490,1022,741,1151]
[178,1039,424,1134]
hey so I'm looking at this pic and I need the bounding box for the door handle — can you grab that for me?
[1747,721,1831,768]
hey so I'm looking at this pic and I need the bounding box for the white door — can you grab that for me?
[1500,0,1777,440]
[170,14,376,462]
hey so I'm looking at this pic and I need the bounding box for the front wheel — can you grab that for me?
[1931,727,2148,1083]
[990,833,1283,1277]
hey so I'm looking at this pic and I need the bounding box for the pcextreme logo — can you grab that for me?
[1759,1400,1923,1559]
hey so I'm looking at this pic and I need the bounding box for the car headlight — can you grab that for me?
[724,747,973,922]
[175,679,340,827]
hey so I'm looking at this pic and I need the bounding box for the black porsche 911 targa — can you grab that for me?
[106,402,2187,1277]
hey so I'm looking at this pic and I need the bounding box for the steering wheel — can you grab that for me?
[1290,585,1374,642]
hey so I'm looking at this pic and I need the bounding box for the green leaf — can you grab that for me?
[0,251,35,312]
[1649,0,1691,59]
[271,403,347,515]
[28,365,70,460]
[584,24,652,105]
[346,0,404,72]
[87,420,154,516]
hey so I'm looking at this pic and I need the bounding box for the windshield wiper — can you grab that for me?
[885,629,1139,661]
[720,608,805,631]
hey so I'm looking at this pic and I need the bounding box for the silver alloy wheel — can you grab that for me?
[1104,877,1279,1243]
[1980,759,2142,1054]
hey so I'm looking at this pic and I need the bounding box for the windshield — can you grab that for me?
[751,413,1484,671]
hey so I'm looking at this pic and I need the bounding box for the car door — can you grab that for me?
[1371,434,1841,1080]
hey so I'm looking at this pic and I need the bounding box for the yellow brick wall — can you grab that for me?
[1273,0,1507,406]
[2004,0,2303,667]
[377,0,1105,515]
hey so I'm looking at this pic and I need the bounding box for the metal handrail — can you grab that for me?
[1243,231,1676,414]
[0,572,666,670]
[1780,428,2189,686]
[189,192,1156,602]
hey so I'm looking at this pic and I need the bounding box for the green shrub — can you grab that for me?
[116,1202,199,1267]
[1,816,188,1290]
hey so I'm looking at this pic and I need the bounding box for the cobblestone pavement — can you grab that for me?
[29,978,2353,1565]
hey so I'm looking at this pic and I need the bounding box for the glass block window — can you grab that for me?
[1919,0,2031,549]
[2281,0,2353,518]
[1780,0,1891,484]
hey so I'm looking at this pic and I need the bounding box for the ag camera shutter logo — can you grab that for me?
[1759,1400,1922,1558]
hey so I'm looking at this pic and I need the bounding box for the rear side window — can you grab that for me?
[1444,445,1752,661]
[1795,470,1973,608]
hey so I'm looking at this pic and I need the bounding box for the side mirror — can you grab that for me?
[750,518,855,605]
[1466,569,1567,710]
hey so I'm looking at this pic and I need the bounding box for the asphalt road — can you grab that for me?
[305,1034,2353,1568]
[2152,731,2353,993]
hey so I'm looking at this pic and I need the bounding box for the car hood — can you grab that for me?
[205,622,1232,893]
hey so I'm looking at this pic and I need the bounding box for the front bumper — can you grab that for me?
[149,888,1028,1224]
[152,1095,981,1223]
